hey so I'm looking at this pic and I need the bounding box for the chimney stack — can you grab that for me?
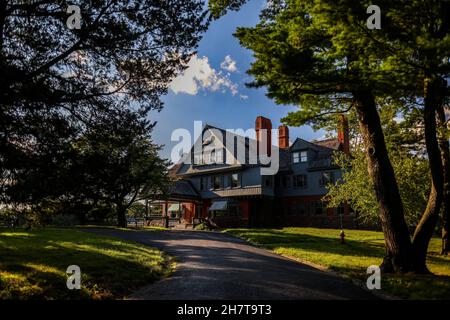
[255,116,272,157]
[338,114,350,154]
[278,125,289,149]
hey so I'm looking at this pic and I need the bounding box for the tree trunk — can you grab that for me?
[353,89,413,273]
[437,106,450,255]
[411,77,445,273]
[117,203,127,228]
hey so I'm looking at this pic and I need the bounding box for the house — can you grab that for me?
[163,115,355,229]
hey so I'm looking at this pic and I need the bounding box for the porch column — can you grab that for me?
[164,200,169,228]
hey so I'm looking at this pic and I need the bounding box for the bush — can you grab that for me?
[0,208,18,226]
[52,214,79,227]
[194,220,218,231]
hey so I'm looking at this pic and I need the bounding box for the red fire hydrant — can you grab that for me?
[340,229,345,244]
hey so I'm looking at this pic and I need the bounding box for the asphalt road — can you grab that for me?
[85,229,377,300]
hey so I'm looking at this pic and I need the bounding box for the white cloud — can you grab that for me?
[220,55,238,73]
[393,115,404,123]
[240,94,249,100]
[170,54,239,96]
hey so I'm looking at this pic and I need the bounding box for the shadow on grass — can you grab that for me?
[227,228,450,299]
[230,229,386,258]
[0,229,169,299]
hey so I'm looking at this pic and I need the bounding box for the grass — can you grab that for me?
[224,227,450,300]
[0,227,172,299]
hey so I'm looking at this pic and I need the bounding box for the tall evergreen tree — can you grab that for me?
[210,0,449,272]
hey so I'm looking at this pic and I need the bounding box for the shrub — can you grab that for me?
[52,214,79,227]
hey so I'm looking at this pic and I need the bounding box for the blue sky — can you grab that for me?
[150,0,328,162]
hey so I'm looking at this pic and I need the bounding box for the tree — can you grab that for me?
[212,0,413,272]
[327,108,431,228]
[74,109,171,227]
[211,0,449,273]
[437,105,450,255]
[349,0,449,271]
[0,0,208,204]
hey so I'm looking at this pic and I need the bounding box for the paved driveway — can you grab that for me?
[85,229,377,300]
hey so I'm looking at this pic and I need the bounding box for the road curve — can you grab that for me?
[84,229,377,300]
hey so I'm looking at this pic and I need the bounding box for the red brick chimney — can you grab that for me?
[338,114,350,154]
[278,125,289,149]
[255,116,272,157]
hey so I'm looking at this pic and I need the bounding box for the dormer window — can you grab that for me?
[293,151,308,163]
[202,148,223,164]
[193,153,203,165]
[300,151,308,162]
[319,171,335,187]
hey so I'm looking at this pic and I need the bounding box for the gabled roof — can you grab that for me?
[171,123,342,176]
[168,163,182,178]
[290,137,341,152]
[312,138,341,150]
[168,179,200,200]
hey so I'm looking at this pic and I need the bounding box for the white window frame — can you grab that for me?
[300,151,308,162]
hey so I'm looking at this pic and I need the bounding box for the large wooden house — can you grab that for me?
[164,115,355,228]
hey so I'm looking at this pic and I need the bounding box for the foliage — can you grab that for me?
[327,105,431,227]
[51,215,79,227]
[194,222,217,231]
[0,208,25,227]
[128,202,147,219]
[328,149,430,228]
[0,228,171,299]
[0,1,209,205]
[71,109,172,226]
[214,0,449,270]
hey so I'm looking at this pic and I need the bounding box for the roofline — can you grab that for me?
[291,137,340,151]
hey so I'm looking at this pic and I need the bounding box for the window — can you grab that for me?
[293,151,308,163]
[200,177,205,191]
[203,148,223,164]
[212,201,241,217]
[263,175,273,187]
[213,176,222,190]
[310,201,325,215]
[335,205,345,216]
[294,175,307,189]
[300,151,308,162]
[229,173,240,188]
[203,150,211,164]
[281,175,291,188]
[193,153,203,165]
[228,204,240,217]
[274,176,280,188]
[319,171,335,187]
[215,150,223,164]
[296,202,306,215]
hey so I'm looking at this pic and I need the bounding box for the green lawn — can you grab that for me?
[0,227,172,299]
[224,227,450,299]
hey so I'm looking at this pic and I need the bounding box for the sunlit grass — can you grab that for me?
[0,227,172,299]
[225,227,450,299]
